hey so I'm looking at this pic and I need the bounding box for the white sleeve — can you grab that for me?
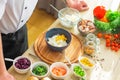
[0,0,7,20]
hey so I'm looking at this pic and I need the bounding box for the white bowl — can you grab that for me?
[50,62,69,79]
[78,56,95,69]
[13,56,31,74]
[71,63,86,78]
[30,62,49,79]
[58,8,81,28]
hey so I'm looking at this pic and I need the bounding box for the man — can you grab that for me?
[0,0,38,80]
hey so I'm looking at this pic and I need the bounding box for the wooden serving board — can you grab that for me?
[34,32,83,65]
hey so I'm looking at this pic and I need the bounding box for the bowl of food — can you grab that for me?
[50,62,69,79]
[30,62,49,79]
[71,63,86,79]
[13,56,31,74]
[45,28,71,51]
[77,19,96,36]
[78,56,95,69]
[58,7,81,28]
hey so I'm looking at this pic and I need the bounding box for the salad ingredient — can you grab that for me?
[52,67,66,76]
[93,6,106,19]
[96,33,120,52]
[15,58,31,69]
[97,32,103,38]
[32,65,47,76]
[106,10,120,22]
[48,34,67,47]
[80,57,94,67]
[94,8,120,33]
[100,16,108,22]
[94,18,110,31]
[73,66,85,77]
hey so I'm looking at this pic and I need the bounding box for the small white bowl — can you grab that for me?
[78,56,95,69]
[13,56,31,74]
[58,8,81,28]
[71,63,86,78]
[50,62,69,79]
[30,62,49,79]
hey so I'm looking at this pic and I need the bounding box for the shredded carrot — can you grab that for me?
[52,67,66,76]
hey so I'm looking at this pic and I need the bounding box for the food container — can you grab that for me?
[45,28,71,51]
[58,8,81,28]
[77,19,96,36]
[78,56,95,69]
[71,63,86,79]
[49,62,69,79]
[13,56,31,74]
[30,62,49,79]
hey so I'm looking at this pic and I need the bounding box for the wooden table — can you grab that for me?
[8,0,120,80]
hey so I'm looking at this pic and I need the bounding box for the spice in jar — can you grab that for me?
[84,45,95,55]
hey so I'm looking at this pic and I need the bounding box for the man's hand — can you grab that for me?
[0,71,15,80]
[66,0,89,11]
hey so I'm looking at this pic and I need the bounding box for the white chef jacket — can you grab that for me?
[0,0,38,34]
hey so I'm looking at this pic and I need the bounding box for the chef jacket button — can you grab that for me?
[21,20,24,22]
[25,7,28,9]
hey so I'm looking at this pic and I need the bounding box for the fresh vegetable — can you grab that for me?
[106,10,120,22]
[52,67,66,76]
[32,65,47,76]
[93,6,106,19]
[96,33,120,52]
[94,18,110,31]
[15,58,31,69]
[94,6,120,34]
[97,32,103,38]
[73,66,85,77]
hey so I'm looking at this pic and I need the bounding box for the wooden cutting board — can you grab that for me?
[34,32,83,65]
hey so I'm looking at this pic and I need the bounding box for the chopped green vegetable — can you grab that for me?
[73,66,85,77]
[32,65,47,76]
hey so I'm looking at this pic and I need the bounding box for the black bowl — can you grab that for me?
[45,28,71,51]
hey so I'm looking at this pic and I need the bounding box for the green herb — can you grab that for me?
[32,65,47,76]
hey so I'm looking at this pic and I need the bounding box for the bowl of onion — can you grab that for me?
[13,56,31,74]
